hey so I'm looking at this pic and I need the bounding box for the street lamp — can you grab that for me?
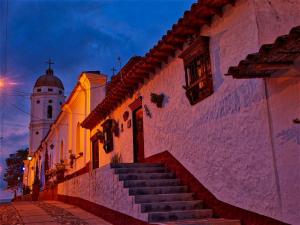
[27,156,32,161]
[0,79,4,88]
[0,77,17,89]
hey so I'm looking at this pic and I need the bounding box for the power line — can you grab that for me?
[3,122,28,128]
[0,0,9,163]
[8,102,85,125]
[0,82,107,97]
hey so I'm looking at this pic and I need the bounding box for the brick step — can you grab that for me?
[111,163,163,168]
[115,166,167,174]
[141,200,203,213]
[148,209,213,223]
[119,172,176,181]
[135,193,194,204]
[124,178,181,188]
[161,218,241,225]
[129,186,188,195]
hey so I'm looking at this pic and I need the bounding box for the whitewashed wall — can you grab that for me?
[37,73,107,178]
[57,165,146,221]
[88,0,300,224]
[30,86,65,154]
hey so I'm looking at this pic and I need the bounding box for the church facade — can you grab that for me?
[24,1,300,225]
[25,71,106,189]
[24,65,65,189]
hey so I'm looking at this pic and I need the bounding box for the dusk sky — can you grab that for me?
[0,0,195,188]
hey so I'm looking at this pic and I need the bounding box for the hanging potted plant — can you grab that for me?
[55,162,66,183]
[150,93,164,108]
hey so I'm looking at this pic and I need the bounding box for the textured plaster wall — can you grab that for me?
[91,97,136,166]
[57,165,146,221]
[87,0,300,224]
[264,75,300,224]
[253,2,300,222]
[68,89,86,169]
[38,73,107,178]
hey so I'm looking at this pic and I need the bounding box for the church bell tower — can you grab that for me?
[29,60,65,154]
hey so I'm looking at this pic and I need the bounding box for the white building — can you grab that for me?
[25,1,300,225]
[29,64,65,155]
[24,64,65,188]
[25,71,107,189]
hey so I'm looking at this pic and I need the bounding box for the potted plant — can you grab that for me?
[55,163,66,183]
[110,153,122,166]
[150,93,164,108]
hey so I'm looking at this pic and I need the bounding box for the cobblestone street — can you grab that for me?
[0,201,112,225]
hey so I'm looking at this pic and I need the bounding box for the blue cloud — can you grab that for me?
[0,0,195,185]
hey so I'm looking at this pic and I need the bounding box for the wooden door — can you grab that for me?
[133,107,144,162]
[92,140,99,169]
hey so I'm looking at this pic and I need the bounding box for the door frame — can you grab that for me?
[129,97,144,163]
[90,134,99,170]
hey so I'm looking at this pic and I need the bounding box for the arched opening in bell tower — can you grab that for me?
[47,105,53,119]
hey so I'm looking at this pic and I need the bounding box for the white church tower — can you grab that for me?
[29,60,65,154]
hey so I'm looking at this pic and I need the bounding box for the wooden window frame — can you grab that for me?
[101,119,115,153]
[91,139,99,170]
[179,36,213,105]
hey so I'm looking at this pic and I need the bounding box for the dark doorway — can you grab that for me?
[133,107,144,162]
[92,140,99,169]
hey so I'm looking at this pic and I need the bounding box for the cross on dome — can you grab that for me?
[46,58,54,70]
[45,58,54,76]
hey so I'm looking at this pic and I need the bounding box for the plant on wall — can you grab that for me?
[123,111,129,121]
[69,152,84,168]
[69,154,75,168]
[150,93,164,108]
[55,162,66,183]
[110,153,122,164]
[96,129,105,143]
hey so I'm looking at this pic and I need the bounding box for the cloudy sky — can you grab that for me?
[0,0,195,188]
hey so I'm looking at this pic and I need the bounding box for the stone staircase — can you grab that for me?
[111,163,240,225]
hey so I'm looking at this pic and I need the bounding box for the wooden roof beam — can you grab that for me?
[149,51,169,63]
[159,46,177,56]
[111,87,129,96]
[255,61,294,71]
[125,72,145,82]
[195,5,223,17]
[175,26,197,36]
[146,57,162,69]
[133,72,149,81]
[108,97,123,104]
[134,67,153,75]
[188,17,211,27]
[165,39,184,50]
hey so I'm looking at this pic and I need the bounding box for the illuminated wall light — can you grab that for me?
[0,79,4,88]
